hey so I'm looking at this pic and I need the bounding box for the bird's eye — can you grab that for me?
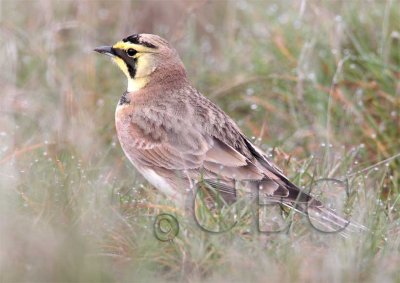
[126,48,137,57]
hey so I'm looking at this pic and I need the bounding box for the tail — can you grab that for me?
[277,180,367,236]
[203,177,367,236]
[241,137,367,236]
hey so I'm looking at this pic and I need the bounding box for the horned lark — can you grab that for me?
[95,33,357,231]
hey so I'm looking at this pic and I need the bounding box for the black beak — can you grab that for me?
[94,46,115,57]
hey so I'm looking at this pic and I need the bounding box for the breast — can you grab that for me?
[115,100,133,143]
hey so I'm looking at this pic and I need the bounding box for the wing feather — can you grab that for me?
[120,101,285,195]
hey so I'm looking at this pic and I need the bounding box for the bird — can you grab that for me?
[94,33,358,233]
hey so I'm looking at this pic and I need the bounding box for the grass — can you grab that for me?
[0,0,399,282]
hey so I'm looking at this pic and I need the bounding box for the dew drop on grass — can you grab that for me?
[334,15,342,22]
[343,49,351,56]
[278,14,289,24]
[268,4,278,15]
[307,73,316,81]
[293,20,301,29]
[246,88,254,96]
[237,1,249,11]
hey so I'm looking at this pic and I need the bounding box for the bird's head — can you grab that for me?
[94,33,187,92]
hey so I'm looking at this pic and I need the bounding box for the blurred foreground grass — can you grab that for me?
[0,0,399,282]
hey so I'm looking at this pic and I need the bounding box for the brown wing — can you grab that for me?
[117,88,291,199]
[123,109,265,181]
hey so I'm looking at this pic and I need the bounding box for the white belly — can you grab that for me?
[140,168,176,197]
